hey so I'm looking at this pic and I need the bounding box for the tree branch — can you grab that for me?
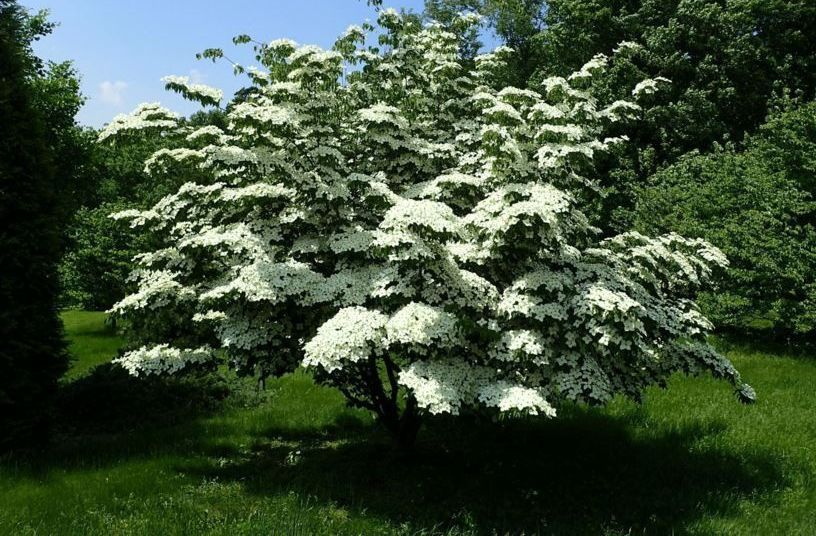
[383,353,401,405]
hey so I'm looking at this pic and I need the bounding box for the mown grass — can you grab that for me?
[1,312,814,535]
[61,310,123,380]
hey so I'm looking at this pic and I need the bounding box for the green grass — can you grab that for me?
[1,313,815,535]
[61,310,123,380]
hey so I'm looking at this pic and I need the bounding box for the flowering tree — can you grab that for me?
[104,10,753,447]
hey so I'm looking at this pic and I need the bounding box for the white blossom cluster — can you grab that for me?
[104,12,752,424]
[114,344,214,376]
[98,103,178,141]
[386,302,461,348]
[398,360,556,416]
[303,306,388,372]
[162,75,224,107]
[632,77,672,97]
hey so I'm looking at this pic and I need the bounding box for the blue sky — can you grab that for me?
[23,1,432,127]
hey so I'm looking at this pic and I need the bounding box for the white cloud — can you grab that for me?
[188,69,204,84]
[99,80,128,106]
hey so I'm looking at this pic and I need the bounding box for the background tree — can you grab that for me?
[531,0,816,165]
[424,0,547,86]
[634,102,816,337]
[60,109,227,311]
[58,131,165,311]
[60,202,148,311]
[30,59,93,215]
[0,0,69,450]
[533,0,816,229]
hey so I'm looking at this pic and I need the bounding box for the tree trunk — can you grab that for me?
[380,394,421,450]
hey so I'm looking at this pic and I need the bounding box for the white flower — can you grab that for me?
[109,270,193,313]
[613,41,642,54]
[381,198,461,236]
[114,344,214,376]
[303,307,388,372]
[386,302,461,348]
[568,53,608,82]
[398,360,556,416]
[98,103,178,141]
[358,103,409,130]
[632,77,672,97]
[162,75,223,106]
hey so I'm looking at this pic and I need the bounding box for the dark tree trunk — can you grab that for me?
[387,394,421,450]
[362,355,422,449]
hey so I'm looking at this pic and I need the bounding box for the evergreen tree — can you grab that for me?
[0,0,69,450]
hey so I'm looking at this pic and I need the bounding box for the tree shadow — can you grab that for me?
[0,362,240,474]
[713,331,816,361]
[55,362,231,435]
[0,362,790,534]
[183,407,787,535]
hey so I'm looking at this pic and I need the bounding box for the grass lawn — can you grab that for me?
[61,310,123,380]
[1,312,815,535]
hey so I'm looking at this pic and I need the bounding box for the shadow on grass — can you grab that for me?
[713,329,816,359]
[0,363,789,534]
[0,363,240,475]
[181,407,787,535]
[56,363,231,435]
